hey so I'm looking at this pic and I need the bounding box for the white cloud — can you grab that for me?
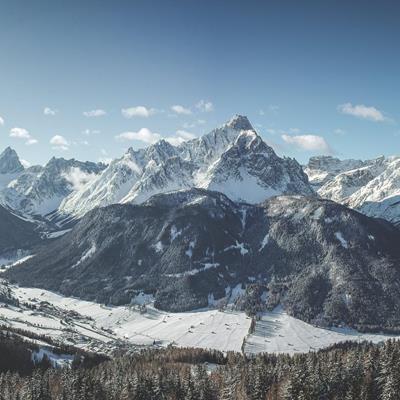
[182,119,206,129]
[196,100,214,113]
[50,135,69,151]
[121,106,156,118]
[83,109,107,117]
[0,116,4,126]
[115,128,161,144]
[282,134,331,153]
[82,129,100,136]
[10,127,30,139]
[63,167,97,191]
[44,107,57,116]
[10,127,38,145]
[171,105,192,115]
[338,103,386,122]
[25,138,38,146]
[259,110,265,116]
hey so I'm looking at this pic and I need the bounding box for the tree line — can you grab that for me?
[2,336,400,399]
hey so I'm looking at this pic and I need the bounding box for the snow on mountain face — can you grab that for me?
[0,157,104,216]
[177,114,253,168]
[58,115,314,218]
[200,130,313,203]
[305,155,400,224]
[305,156,366,188]
[317,156,388,203]
[58,140,179,218]
[121,157,196,204]
[345,157,400,224]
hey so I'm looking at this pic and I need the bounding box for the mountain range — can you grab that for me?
[306,155,400,224]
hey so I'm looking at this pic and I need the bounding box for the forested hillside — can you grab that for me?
[1,339,400,399]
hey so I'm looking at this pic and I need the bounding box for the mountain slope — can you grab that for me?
[0,157,105,216]
[200,130,313,203]
[7,189,400,331]
[306,155,400,224]
[0,205,41,256]
[304,155,367,189]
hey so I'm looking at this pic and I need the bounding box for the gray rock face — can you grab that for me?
[0,147,24,174]
[7,188,400,331]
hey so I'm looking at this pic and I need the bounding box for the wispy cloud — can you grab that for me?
[334,128,346,135]
[83,109,107,117]
[44,107,57,116]
[182,119,206,129]
[0,116,4,126]
[338,103,387,122]
[269,105,279,114]
[171,105,192,115]
[50,135,69,151]
[196,100,214,113]
[115,128,161,144]
[10,127,38,145]
[165,130,197,146]
[282,134,332,153]
[82,129,100,136]
[121,106,156,118]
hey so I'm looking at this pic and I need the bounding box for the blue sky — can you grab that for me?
[1,0,399,165]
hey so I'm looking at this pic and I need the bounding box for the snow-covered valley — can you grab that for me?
[1,284,398,356]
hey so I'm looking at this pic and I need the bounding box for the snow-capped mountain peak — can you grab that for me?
[224,114,254,131]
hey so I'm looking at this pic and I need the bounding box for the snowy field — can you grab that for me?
[245,307,399,354]
[11,286,251,353]
[1,285,399,356]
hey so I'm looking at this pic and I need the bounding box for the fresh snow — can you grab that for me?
[153,241,164,253]
[45,229,72,239]
[71,243,96,268]
[32,347,75,368]
[224,241,249,255]
[245,306,398,354]
[335,232,348,248]
[2,285,400,355]
[165,263,220,278]
[259,233,269,251]
[170,225,182,241]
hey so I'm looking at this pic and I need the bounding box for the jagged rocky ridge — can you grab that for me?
[7,188,400,331]
[305,155,400,224]
[57,115,313,219]
[0,147,106,217]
